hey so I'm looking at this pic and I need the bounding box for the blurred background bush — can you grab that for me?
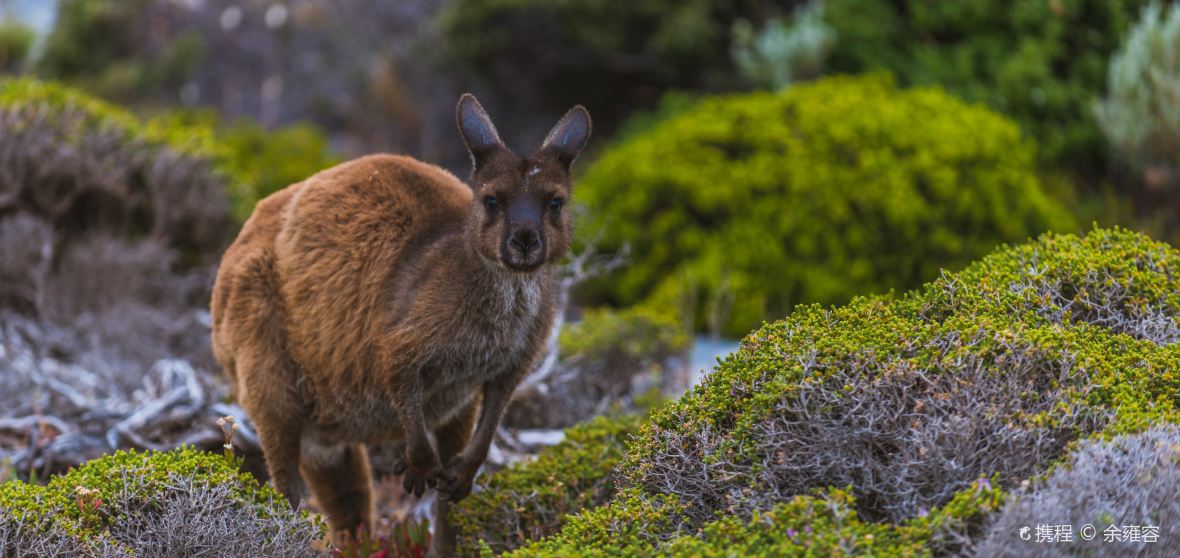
[575,74,1071,336]
[825,0,1147,180]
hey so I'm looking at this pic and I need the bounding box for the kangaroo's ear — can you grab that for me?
[539,105,592,168]
[456,93,504,170]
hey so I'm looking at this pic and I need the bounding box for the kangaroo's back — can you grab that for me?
[276,155,469,376]
[211,154,469,386]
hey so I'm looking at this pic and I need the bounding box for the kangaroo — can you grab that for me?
[210,94,590,554]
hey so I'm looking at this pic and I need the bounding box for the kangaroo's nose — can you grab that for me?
[509,228,541,253]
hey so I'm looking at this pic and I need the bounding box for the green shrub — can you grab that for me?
[0,77,338,239]
[577,74,1072,336]
[824,0,1147,175]
[501,227,1179,555]
[0,448,324,557]
[216,118,341,222]
[0,76,218,159]
[158,110,342,221]
[36,0,148,80]
[0,20,34,73]
[35,0,205,104]
[0,77,231,262]
[438,0,791,136]
[510,482,1004,557]
[559,305,691,368]
[450,414,644,556]
[501,488,684,557]
[1095,1,1180,179]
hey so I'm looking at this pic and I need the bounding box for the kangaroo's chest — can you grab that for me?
[426,282,544,383]
[319,279,548,441]
[419,280,546,415]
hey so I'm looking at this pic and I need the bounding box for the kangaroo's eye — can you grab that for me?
[549,198,565,211]
[483,196,499,212]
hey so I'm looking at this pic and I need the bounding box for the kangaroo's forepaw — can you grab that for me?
[437,454,479,502]
[395,446,441,498]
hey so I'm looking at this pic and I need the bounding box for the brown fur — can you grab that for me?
[211,95,590,554]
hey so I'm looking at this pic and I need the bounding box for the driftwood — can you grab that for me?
[0,312,262,480]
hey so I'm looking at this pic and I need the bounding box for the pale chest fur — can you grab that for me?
[417,276,548,417]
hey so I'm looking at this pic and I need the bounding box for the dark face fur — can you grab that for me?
[456,94,591,273]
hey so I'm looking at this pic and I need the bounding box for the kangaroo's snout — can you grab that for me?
[509,228,541,253]
[505,226,544,271]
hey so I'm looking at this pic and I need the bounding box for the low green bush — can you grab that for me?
[559,305,690,368]
[0,447,323,557]
[0,78,338,237]
[216,118,341,222]
[511,483,1004,557]
[157,110,342,221]
[489,227,1179,556]
[825,0,1148,175]
[577,74,1072,336]
[0,21,33,73]
[450,414,644,556]
[0,77,230,262]
[35,0,205,104]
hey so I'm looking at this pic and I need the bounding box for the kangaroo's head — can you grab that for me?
[456,94,591,273]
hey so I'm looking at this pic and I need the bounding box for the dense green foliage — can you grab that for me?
[158,110,342,221]
[0,77,338,230]
[0,20,33,73]
[0,448,278,529]
[36,0,205,104]
[510,483,1003,557]
[0,76,218,159]
[450,414,644,555]
[0,448,322,556]
[37,0,149,80]
[825,0,1148,175]
[439,0,793,135]
[0,77,231,260]
[559,304,690,367]
[215,118,342,222]
[466,228,1180,555]
[578,74,1072,336]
